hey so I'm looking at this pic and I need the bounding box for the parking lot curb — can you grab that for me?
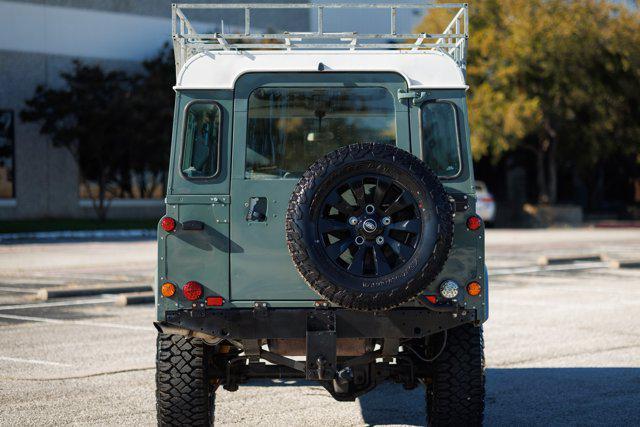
[114,291,155,306]
[36,285,152,301]
[0,229,155,243]
[537,254,604,266]
[609,260,640,269]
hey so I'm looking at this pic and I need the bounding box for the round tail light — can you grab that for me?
[182,281,203,301]
[439,280,459,299]
[161,216,176,232]
[466,215,482,231]
[161,282,176,297]
[467,281,482,296]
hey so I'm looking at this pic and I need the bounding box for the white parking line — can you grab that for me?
[0,297,116,311]
[490,261,611,276]
[0,356,71,367]
[0,313,154,331]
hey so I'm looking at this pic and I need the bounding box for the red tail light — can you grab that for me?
[161,216,176,232]
[182,281,203,301]
[466,215,482,231]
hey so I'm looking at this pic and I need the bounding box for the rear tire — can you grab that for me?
[156,333,215,426]
[426,324,485,426]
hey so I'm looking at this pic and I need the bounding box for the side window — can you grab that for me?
[181,102,221,178]
[420,102,461,177]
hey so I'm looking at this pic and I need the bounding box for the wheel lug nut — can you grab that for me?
[382,216,391,226]
[355,236,365,245]
[376,236,385,245]
[348,216,358,226]
[365,204,375,214]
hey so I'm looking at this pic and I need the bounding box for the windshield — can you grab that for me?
[246,87,396,179]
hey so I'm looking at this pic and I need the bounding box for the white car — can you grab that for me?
[475,181,496,224]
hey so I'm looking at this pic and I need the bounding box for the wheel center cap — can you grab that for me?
[362,219,378,233]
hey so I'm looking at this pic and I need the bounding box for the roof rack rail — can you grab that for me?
[172,2,468,76]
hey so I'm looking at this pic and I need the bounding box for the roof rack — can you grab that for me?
[172,2,468,76]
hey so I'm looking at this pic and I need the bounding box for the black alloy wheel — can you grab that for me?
[317,174,428,277]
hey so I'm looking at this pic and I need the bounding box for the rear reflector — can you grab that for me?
[206,296,224,306]
[424,295,437,304]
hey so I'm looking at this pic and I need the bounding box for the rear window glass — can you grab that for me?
[181,102,221,178]
[246,87,396,179]
[420,102,461,177]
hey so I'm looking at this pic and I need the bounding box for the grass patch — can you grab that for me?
[1,218,159,233]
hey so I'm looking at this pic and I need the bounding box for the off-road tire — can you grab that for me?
[426,324,485,426]
[286,143,454,311]
[156,333,215,426]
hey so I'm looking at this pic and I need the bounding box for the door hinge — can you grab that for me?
[397,89,430,105]
[448,193,469,213]
[253,301,269,318]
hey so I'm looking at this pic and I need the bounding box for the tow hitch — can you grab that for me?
[306,308,336,380]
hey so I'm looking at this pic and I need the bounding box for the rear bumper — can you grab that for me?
[158,306,477,340]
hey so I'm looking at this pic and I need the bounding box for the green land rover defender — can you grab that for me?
[155,3,486,426]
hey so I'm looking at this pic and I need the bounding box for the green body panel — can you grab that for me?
[157,72,487,322]
[158,90,234,317]
[229,73,410,301]
[408,88,487,316]
[157,199,230,316]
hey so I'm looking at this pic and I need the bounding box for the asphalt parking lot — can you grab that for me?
[0,229,639,426]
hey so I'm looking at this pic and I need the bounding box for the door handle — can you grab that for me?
[246,197,267,222]
[182,220,204,230]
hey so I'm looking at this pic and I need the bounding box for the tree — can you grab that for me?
[417,0,640,205]
[21,61,133,220]
[21,43,176,219]
[128,43,175,198]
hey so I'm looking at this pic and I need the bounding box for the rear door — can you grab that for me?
[229,72,409,302]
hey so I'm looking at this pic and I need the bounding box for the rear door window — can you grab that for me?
[246,87,396,179]
[181,102,222,179]
[420,102,461,177]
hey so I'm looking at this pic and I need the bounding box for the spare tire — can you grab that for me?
[285,143,454,311]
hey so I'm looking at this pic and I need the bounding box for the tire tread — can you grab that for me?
[426,324,485,426]
[156,333,214,426]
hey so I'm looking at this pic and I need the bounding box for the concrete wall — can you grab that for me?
[0,49,145,220]
[0,0,310,221]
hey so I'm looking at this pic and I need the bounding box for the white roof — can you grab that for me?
[175,50,467,90]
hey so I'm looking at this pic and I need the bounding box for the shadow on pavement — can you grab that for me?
[234,368,640,425]
[358,382,424,426]
[358,368,640,426]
